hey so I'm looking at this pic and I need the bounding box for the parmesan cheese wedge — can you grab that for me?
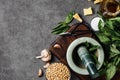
[73,13,83,23]
[94,0,103,4]
[83,7,93,16]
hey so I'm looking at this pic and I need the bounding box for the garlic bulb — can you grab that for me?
[40,49,51,62]
[36,49,51,62]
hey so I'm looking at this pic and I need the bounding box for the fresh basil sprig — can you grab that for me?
[96,17,120,80]
[65,11,74,24]
[51,11,74,34]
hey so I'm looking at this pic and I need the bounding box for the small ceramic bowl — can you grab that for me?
[66,37,104,75]
[90,17,104,31]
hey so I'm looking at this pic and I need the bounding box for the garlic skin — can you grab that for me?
[36,55,43,59]
[38,68,43,77]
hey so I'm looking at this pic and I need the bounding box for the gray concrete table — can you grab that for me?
[0,0,99,80]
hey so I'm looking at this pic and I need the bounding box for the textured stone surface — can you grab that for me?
[0,0,99,80]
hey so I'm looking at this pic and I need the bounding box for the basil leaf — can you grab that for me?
[113,56,120,66]
[85,41,90,48]
[98,20,104,31]
[52,26,69,34]
[65,11,74,24]
[109,52,120,59]
[97,34,111,44]
[114,31,120,37]
[89,46,99,52]
[104,29,111,37]
[113,56,119,65]
[103,28,116,37]
[91,54,99,64]
[105,20,114,30]
[111,44,120,54]
[52,22,64,30]
[111,36,120,41]
[106,64,116,80]
[115,57,120,66]
[110,17,120,22]
[52,23,67,31]
[51,11,75,35]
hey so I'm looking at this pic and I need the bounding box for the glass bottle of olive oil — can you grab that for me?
[100,0,120,18]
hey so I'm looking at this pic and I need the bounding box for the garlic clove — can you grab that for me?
[54,44,61,48]
[38,68,43,77]
[43,62,50,68]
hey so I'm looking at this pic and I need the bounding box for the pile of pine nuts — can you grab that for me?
[46,63,70,80]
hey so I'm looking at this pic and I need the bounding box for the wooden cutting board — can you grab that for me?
[49,23,120,80]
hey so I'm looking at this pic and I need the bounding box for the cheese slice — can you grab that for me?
[83,7,93,16]
[73,13,83,23]
[94,0,103,4]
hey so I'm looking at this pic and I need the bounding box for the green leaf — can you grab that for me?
[112,37,120,41]
[96,34,111,44]
[65,11,74,24]
[51,11,75,35]
[113,56,119,65]
[91,54,99,65]
[89,46,99,52]
[111,44,120,54]
[109,44,120,59]
[115,57,120,66]
[51,22,69,35]
[109,52,119,59]
[105,20,114,30]
[84,41,90,47]
[110,17,120,22]
[52,23,67,31]
[104,30,111,36]
[111,55,120,66]
[51,26,69,34]
[98,20,104,31]
[106,64,116,80]
[52,22,65,30]
[114,31,120,37]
